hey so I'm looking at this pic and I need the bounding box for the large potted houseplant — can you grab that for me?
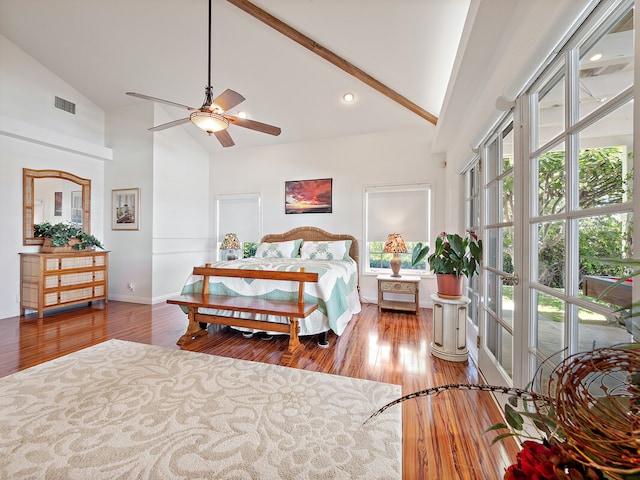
[427,231,482,299]
[34,222,104,253]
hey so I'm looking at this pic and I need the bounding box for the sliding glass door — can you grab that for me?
[525,1,635,384]
[479,121,520,386]
[474,0,636,389]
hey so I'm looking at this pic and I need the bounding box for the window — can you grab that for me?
[70,191,82,224]
[464,160,481,329]
[216,193,261,259]
[482,119,516,377]
[470,0,635,390]
[526,0,635,375]
[364,183,431,274]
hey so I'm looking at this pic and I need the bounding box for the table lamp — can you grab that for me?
[383,233,407,277]
[220,233,241,260]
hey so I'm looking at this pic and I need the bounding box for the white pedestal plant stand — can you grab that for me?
[430,294,471,362]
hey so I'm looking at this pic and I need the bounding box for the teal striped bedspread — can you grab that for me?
[179,257,361,335]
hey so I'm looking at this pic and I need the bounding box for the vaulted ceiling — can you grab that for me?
[0,0,470,151]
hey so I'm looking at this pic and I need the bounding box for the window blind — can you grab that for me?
[365,185,430,242]
[217,194,261,244]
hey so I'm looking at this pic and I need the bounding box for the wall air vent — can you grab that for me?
[54,96,76,114]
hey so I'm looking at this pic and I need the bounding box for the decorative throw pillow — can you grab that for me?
[300,240,352,260]
[254,239,303,258]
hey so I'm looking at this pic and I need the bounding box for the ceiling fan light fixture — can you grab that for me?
[190,111,229,133]
[126,0,280,146]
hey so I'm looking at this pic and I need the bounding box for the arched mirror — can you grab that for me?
[23,169,91,245]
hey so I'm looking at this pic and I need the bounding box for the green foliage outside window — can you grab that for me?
[243,242,258,258]
[499,146,633,288]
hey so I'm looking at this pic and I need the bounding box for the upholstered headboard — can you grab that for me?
[261,226,359,283]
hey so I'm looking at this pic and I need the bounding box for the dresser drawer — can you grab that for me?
[380,280,418,293]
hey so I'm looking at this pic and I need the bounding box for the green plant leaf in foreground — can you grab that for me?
[411,243,429,267]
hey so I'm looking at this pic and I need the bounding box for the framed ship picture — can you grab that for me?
[112,188,140,230]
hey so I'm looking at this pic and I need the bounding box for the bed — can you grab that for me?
[178,226,361,343]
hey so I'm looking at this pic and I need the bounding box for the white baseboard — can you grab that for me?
[108,294,152,304]
[108,292,182,305]
[152,292,182,304]
[360,295,377,304]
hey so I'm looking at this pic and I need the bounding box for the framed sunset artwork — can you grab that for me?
[284,178,332,214]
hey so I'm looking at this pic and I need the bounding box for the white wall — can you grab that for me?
[433,0,595,172]
[104,104,154,303]
[0,35,105,145]
[104,103,213,304]
[0,35,109,319]
[210,127,447,306]
[151,105,212,302]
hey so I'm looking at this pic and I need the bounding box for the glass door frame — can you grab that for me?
[473,0,636,390]
[477,115,528,387]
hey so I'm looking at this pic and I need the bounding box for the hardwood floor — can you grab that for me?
[0,301,519,479]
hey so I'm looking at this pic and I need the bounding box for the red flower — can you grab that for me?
[520,441,561,478]
[503,441,604,480]
[503,464,527,480]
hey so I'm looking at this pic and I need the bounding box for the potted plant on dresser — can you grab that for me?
[427,231,482,299]
[34,222,104,253]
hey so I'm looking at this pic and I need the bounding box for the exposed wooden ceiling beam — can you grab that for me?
[226,0,438,126]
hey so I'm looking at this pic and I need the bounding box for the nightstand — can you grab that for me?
[377,274,420,315]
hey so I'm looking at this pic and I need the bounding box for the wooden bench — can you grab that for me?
[167,265,319,361]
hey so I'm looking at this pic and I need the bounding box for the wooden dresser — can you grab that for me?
[19,251,109,318]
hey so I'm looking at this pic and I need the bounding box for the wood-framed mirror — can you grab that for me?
[23,168,91,246]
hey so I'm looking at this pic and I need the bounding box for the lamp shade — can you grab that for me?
[190,111,229,133]
[383,233,408,253]
[220,233,240,250]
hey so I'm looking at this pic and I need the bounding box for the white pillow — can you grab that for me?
[254,239,303,258]
[300,240,352,260]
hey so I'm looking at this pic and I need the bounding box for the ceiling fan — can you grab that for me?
[126,0,281,148]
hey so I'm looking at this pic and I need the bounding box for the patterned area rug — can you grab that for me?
[0,339,401,479]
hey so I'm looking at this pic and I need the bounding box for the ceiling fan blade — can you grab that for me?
[127,92,197,111]
[226,116,282,136]
[213,89,246,112]
[149,117,191,131]
[214,129,235,147]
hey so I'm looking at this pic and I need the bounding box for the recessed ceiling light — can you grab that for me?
[589,53,603,61]
[238,111,247,119]
[343,93,355,103]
